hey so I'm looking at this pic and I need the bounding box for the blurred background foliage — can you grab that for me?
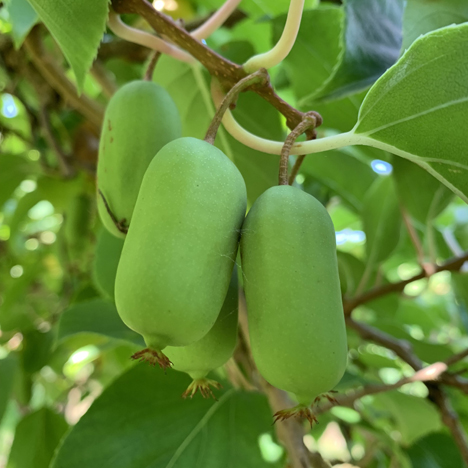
[1,0,468,467]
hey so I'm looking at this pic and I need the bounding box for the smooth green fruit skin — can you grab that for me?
[240,186,347,406]
[165,269,238,380]
[97,80,182,238]
[115,137,247,350]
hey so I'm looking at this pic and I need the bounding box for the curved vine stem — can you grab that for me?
[279,113,319,185]
[191,0,241,40]
[107,10,195,63]
[205,69,269,145]
[243,0,305,73]
[211,83,357,155]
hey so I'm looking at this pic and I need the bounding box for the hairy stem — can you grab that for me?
[205,69,269,145]
[243,0,305,73]
[279,113,319,185]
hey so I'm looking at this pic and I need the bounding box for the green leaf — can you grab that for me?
[51,365,279,468]
[5,0,38,48]
[7,407,68,468]
[402,0,468,50]
[353,24,468,203]
[21,329,54,374]
[362,177,402,265]
[0,354,18,425]
[272,6,343,106]
[57,299,143,346]
[300,146,376,212]
[26,0,109,92]
[92,229,124,300]
[392,157,454,225]
[406,433,464,467]
[312,0,405,102]
[374,391,441,446]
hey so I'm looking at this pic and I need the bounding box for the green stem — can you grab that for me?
[243,0,304,73]
[210,90,360,154]
[107,10,195,63]
[192,0,241,40]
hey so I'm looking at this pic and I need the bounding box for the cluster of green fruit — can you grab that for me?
[97,80,347,416]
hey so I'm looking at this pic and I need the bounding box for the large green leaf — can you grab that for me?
[51,365,279,468]
[5,0,38,48]
[402,0,468,50]
[352,24,468,203]
[26,0,109,92]
[272,6,343,106]
[392,157,453,225]
[362,177,402,265]
[374,391,441,446]
[312,0,405,102]
[7,407,68,468]
[406,433,464,467]
[57,299,143,346]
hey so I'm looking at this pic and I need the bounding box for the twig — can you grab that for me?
[315,361,448,416]
[428,385,468,466]
[347,316,468,462]
[346,316,468,393]
[205,69,269,145]
[445,348,468,367]
[400,204,435,276]
[343,251,468,315]
[111,0,305,131]
[23,26,104,130]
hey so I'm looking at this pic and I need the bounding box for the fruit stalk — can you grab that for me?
[205,69,269,145]
[278,112,321,185]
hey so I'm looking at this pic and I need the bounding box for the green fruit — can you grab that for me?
[240,185,347,410]
[165,269,239,398]
[97,80,181,238]
[115,137,247,368]
[92,228,125,300]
